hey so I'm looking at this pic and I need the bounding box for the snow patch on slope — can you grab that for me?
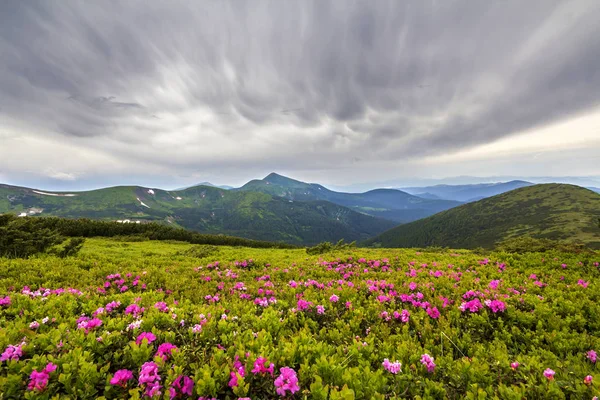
[136,197,150,208]
[32,190,76,197]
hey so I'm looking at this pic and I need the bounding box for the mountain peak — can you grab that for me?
[262,173,306,186]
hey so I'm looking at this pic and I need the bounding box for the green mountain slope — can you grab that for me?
[0,183,396,245]
[365,184,600,249]
[237,173,461,222]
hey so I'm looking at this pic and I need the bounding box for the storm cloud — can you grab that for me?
[1,0,599,189]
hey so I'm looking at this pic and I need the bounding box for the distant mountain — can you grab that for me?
[0,183,396,246]
[237,173,462,223]
[176,182,234,190]
[587,187,600,194]
[366,184,600,249]
[402,180,533,202]
[413,192,442,200]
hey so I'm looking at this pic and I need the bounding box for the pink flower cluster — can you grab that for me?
[139,361,161,397]
[229,355,246,388]
[393,309,410,323]
[426,306,441,319]
[543,368,555,380]
[274,367,300,396]
[296,299,313,311]
[577,279,589,288]
[485,299,507,313]
[0,295,10,307]
[155,343,177,361]
[587,350,597,363]
[110,369,134,387]
[28,363,57,392]
[136,332,157,345]
[460,298,483,313]
[382,358,402,374]
[420,354,436,373]
[1,340,25,362]
[169,375,194,399]
[154,302,169,312]
[105,300,122,313]
[125,303,144,317]
[252,357,275,376]
[77,317,103,333]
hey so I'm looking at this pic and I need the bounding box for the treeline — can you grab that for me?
[0,215,296,258]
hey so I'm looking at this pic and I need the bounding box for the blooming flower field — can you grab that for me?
[0,238,599,399]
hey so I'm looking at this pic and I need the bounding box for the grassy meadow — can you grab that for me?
[1,238,599,399]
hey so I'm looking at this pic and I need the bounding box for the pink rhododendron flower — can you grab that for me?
[420,354,435,373]
[125,304,144,317]
[316,305,325,314]
[29,321,40,329]
[485,299,507,313]
[139,362,161,397]
[1,341,25,362]
[510,362,519,370]
[27,363,57,392]
[136,332,157,345]
[154,302,169,312]
[460,298,483,313]
[0,296,10,307]
[329,294,339,302]
[274,367,299,396]
[110,369,134,387]
[228,355,246,388]
[577,279,589,288]
[155,343,177,360]
[584,375,593,385]
[382,358,402,374]
[296,299,312,311]
[587,350,597,363]
[426,307,440,319]
[252,357,275,376]
[543,368,555,380]
[169,375,194,399]
[488,280,500,290]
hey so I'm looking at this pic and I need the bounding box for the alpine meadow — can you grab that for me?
[2,1,600,399]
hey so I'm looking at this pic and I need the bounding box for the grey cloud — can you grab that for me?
[1,0,600,187]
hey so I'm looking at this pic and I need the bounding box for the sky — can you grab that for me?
[1,0,600,191]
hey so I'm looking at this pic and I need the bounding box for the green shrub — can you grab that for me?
[306,239,356,255]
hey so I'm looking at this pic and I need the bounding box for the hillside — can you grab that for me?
[366,184,600,249]
[0,184,396,245]
[238,173,461,222]
[402,180,533,202]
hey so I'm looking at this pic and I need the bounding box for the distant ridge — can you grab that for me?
[366,184,600,249]
[175,182,234,190]
[237,173,462,223]
[402,180,533,202]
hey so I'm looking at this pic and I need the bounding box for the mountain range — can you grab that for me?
[0,183,398,246]
[237,173,461,222]
[401,180,533,202]
[3,174,599,248]
[366,184,600,249]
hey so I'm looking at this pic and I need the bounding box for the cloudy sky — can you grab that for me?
[1,0,600,191]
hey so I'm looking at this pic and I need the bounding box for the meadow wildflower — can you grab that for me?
[274,367,299,396]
